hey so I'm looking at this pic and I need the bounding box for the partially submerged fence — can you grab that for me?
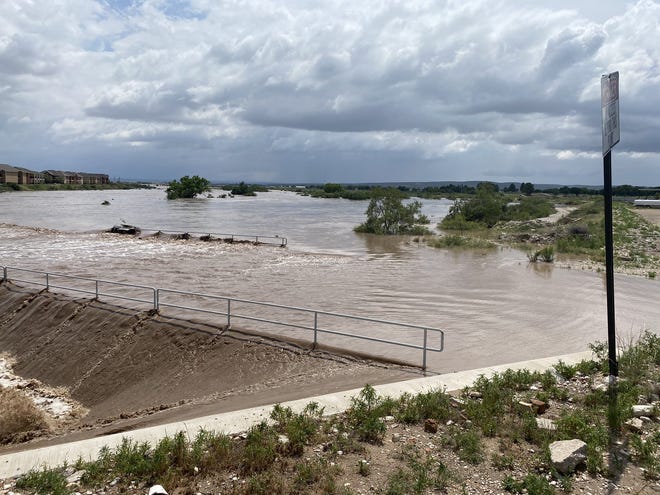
[0,265,444,370]
[134,228,287,247]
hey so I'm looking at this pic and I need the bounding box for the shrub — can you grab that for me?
[15,468,68,495]
[242,422,279,473]
[270,402,323,455]
[394,389,454,424]
[0,387,51,443]
[346,385,388,444]
[528,246,554,262]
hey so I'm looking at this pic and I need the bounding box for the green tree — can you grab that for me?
[355,188,430,235]
[505,183,517,193]
[323,183,343,194]
[166,175,211,199]
[441,182,506,229]
[231,181,256,196]
[520,182,535,195]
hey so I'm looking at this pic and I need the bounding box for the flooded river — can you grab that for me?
[1,188,658,372]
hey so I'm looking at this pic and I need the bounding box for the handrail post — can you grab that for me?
[313,312,318,349]
[46,273,49,291]
[227,299,231,328]
[95,280,99,300]
[154,288,158,311]
[2,266,7,284]
[422,328,428,372]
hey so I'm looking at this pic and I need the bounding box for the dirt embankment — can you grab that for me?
[0,283,416,448]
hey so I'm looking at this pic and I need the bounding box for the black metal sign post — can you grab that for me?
[601,71,620,380]
[603,149,618,378]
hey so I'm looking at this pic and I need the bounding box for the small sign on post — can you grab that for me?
[601,71,620,155]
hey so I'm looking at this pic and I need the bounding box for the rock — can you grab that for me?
[550,439,587,474]
[383,415,395,422]
[278,434,289,445]
[468,390,482,399]
[392,433,402,442]
[424,418,439,434]
[625,418,644,433]
[66,470,86,486]
[531,399,548,414]
[536,418,557,431]
[632,404,655,418]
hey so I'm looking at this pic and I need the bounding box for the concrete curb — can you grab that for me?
[0,351,592,479]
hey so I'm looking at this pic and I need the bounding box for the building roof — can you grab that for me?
[14,166,42,174]
[0,164,19,173]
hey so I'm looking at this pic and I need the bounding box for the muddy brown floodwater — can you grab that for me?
[0,190,659,444]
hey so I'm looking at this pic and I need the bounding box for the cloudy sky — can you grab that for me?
[1,0,659,185]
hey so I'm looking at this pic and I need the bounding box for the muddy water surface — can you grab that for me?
[1,189,658,372]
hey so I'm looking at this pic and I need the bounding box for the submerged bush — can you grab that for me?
[0,387,51,444]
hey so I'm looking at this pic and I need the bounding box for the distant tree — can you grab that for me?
[505,183,517,193]
[520,182,535,195]
[166,175,211,199]
[231,181,255,196]
[323,183,343,194]
[355,188,430,235]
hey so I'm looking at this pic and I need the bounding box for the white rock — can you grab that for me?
[625,418,644,433]
[536,417,557,431]
[632,404,655,417]
[550,439,587,474]
[65,470,86,485]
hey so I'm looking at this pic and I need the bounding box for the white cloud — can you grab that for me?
[1,0,659,183]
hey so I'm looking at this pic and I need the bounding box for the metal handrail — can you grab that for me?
[1,265,444,370]
[134,228,287,247]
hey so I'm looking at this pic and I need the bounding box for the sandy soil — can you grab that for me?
[0,283,418,451]
[635,207,660,227]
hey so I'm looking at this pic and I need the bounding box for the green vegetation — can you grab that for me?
[11,332,659,494]
[527,246,555,263]
[355,188,431,235]
[222,181,269,196]
[440,182,555,230]
[298,183,374,200]
[165,175,211,199]
[430,234,496,249]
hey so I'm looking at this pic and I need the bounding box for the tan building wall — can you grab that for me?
[0,165,19,184]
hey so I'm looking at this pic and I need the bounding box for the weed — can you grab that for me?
[386,447,452,494]
[443,426,483,465]
[491,453,515,471]
[346,385,388,444]
[630,432,660,480]
[270,402,323,455]
[394,389,454,424]
[553,360,577,380]
[242,422,278,474]
[15,467,68,495]
[358,459,370,476]
[502,473,554,495]
[432,234,496,249]
[244,471,287,495]
[528,245,554,263]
